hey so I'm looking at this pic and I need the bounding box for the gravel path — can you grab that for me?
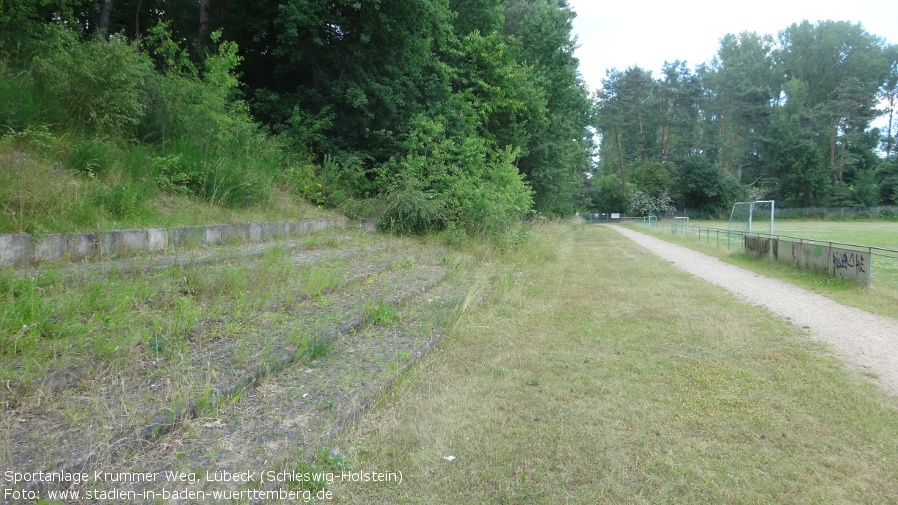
[607,225,898,396]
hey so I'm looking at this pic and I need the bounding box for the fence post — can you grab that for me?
[867,247,873,286]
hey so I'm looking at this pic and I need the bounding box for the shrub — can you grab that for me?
[31,26,151,136]
[379,114,533,237]
[97,183,148,218]
[0,62,46,130]
[379,175,445,235]
[629,190,676,217]
[153,154,197,195]
[63,139,115,177]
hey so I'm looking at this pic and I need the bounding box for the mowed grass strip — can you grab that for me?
[629,222,898,321]
[330,223,898,504]
[695,220,898,249]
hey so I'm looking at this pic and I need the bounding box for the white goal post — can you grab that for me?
[671,216,689,235]
[728,200,775,235]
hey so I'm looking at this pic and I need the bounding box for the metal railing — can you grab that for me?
[626,221,898,288]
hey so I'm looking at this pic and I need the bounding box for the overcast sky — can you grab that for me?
[566,0,898,94]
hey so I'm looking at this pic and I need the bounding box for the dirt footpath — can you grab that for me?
[608,225,898,396]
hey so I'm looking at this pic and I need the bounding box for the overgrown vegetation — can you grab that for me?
[0,0,594,237]
[0,23,332,233]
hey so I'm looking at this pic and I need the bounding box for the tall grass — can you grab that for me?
[0,23,329,234]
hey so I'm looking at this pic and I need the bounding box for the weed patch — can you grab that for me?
[363,299,400,326]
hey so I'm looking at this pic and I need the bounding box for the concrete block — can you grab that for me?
[293,220,313,236]
[232,223,250,243]
[100,231,119,256]
[0,234,33,267]
[185,226,205,247]
[204,226,220,246]
[34,234,67,263]
[167,227,188,248]
[205,224,236,245]
[260,222,279,241]
[247,223,263,242]
[169,226,204,248]
[67,233,98,261]
[831,246,871,285]
[220,224,237,243]
[101,229,147,256]
[147,229,167,252]
[120,229,147,252]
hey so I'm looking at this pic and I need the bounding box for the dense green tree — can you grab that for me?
[775,20,889,182]
[771,81,830,206]
[502,0,593,215]
[674,155,736,212]
[590,19,895,212]
[880,45,898,160]
[594,66,659,208]
[656,61,703,159]
[705,32,778,185]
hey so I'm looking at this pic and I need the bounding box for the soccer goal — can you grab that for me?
[728,200,775,235]
[671,216,689,235]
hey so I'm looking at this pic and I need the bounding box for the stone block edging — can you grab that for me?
[0,217,376,268]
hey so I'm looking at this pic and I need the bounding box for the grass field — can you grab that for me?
[694,220,898,249]
[328,222,898,504]
[626,219,898,321]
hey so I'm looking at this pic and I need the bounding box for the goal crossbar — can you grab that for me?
[728,200,775,235]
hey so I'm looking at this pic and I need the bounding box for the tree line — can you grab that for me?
[0,0,594,236]
[4,3,896,225]
[589,21,898,216]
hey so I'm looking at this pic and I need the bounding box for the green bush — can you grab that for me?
[379,114,533,237]
[153,154,197,195]
[0,63,46,130]
[97,183,149,218]
[31,27,151,135]
[63,139,115,177]
[379,175,445,235]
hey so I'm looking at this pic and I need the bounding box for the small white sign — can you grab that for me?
[611,213,621,219]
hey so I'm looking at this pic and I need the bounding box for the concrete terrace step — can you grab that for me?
[0,232,461,503]
[92,278,470,502]
[0,218,378,268]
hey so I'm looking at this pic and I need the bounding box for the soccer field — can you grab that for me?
[627,218,898,319]
[694,220,898,249]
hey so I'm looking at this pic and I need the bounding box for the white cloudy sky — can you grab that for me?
[566,0,898,94]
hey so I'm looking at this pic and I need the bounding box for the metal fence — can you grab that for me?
[773,206,898,219]
[676,206,898,220]
[626,221,898,288]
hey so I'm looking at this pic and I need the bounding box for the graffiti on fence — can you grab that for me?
[829,246,871,284]
[832,251,866,275]
[748,237,871,285]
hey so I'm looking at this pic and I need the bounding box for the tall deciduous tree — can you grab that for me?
[775,20,889,182]
[502,0,593,215]
[705,32,778,185]
[880,45,898,161]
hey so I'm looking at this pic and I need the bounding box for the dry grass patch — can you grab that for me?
[331,222,898,504]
